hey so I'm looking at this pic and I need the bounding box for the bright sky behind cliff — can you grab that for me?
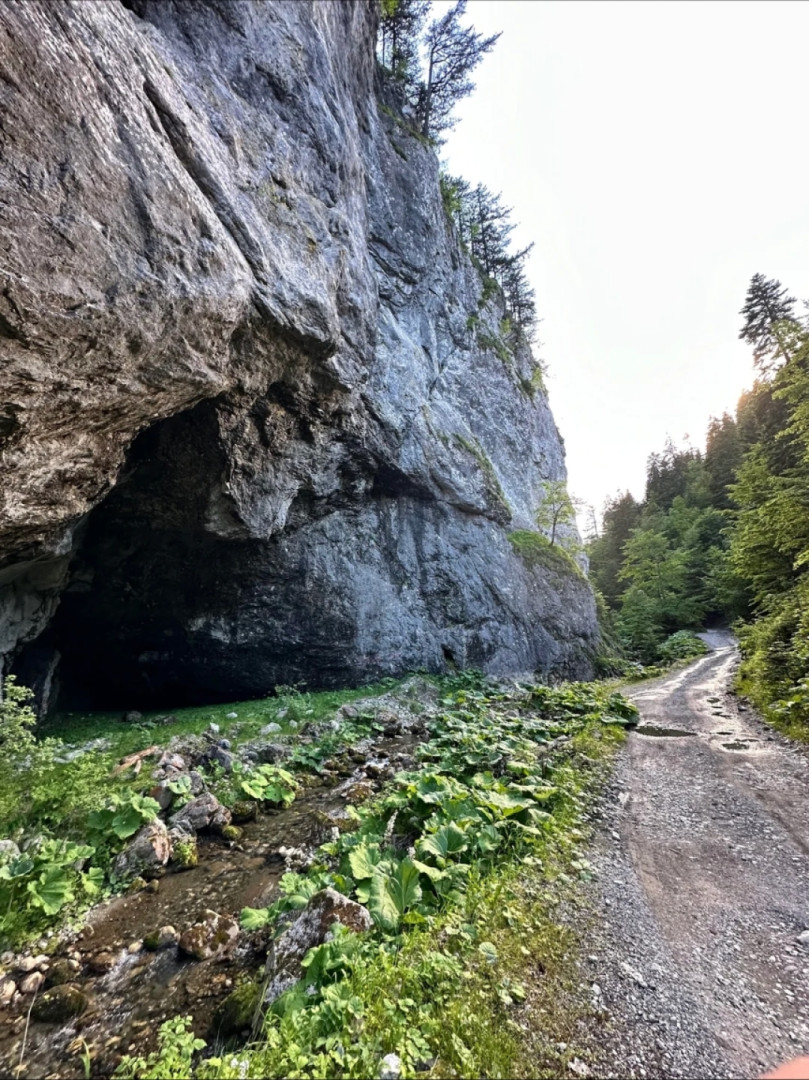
[441,0,809,526]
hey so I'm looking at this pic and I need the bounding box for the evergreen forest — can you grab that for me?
[589,273,809,737]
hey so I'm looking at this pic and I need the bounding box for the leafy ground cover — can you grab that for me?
[121,675,635,1080]
[0,679,401,948]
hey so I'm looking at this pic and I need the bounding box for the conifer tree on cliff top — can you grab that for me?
[416,1,500,141]
[739,273,798,372]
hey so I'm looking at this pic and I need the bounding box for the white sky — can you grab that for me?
[442,0,809,522]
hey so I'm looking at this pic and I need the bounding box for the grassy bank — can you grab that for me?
[117,677,633,1080]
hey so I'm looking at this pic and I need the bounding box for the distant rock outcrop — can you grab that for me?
[0,0,598,709]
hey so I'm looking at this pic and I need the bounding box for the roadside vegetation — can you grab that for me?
[588,273,809,741]
[122,675,634,1079]
[0,669,635,1078]
[0,679,398,950]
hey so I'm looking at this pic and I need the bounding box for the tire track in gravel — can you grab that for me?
[587,630,809,1080]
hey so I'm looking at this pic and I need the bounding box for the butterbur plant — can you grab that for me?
[236,763,298,807]
[87,791,161,843]
[0,838,103,945]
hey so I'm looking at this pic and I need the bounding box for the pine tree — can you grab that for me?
[416,1,500,142]
[378,0,430,92]
[739,273,798,372]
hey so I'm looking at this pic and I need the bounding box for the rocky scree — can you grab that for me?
[0,0,598,711]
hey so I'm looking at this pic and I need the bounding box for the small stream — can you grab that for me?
[0,735,418,1079]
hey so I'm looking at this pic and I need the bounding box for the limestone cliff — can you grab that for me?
[0,0,598,709]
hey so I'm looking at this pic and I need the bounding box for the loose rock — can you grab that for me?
[0,978,16,1006]
[211,980,261,1037]
[170,792,231,834]
[113,819,172,880]
[32,984,88,1023]
[178,910,239,962]
[265,889,372,1004]
[143,926,179,952]
[19,971,45,994]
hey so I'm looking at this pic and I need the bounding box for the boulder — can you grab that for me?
[169,792,231,834]
[0,978,15,1006]
[19,971,45,994]
[113,819,172,880]
[143,925,179,952]
[265,888,373,1004]
[32,984,88,1023]
[178,910,239,962]
[44,958,73,988]
[231,800,258,824]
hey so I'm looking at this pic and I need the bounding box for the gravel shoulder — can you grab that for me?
[586,631,809,1079]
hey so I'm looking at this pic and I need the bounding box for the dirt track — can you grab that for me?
[588,631,809,1079]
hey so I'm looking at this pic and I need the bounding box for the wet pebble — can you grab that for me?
[88,952,117,974]
[19,972,45,994]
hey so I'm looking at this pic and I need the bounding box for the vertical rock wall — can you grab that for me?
[0,0,598,708]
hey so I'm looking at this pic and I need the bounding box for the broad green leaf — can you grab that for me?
[369,858,422,932]
[81,866,105,896]
[348,843,383,881]
[418,823,468,860]
[475,824,501,855]
[478,941,498,964]
[240,906,272,930]
[111,804,145,840]
[27,866,74,916]
[411,858,448,883]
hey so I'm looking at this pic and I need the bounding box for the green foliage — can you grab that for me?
[0,675,37,756]
[592,273,809,736]
[115,1015,206,1079]
[534,480,580,550]
[88,792,161,844]
[214,680,629,1079]
[656,630,708,664]
[0,838,99,946]
[508,530,583,580]
[236,764,299,807]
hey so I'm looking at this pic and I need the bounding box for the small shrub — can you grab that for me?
[115,1015,205,1079]
[656,630,708,664]
[508,530,584,580]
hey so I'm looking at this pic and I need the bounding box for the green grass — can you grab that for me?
[452,433,512,519]
[42,680,405,760]
[172,678,634,1080]
[508,529,584,581]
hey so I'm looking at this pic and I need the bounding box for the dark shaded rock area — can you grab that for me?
[0,0,598,711]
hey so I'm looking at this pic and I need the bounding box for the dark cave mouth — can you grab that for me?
[13,400,375,714]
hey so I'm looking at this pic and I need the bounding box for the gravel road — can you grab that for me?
[587,630,809,1079]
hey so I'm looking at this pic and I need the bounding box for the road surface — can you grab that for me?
[589,630,809,1079]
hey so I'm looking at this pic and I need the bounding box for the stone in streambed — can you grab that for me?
[19,971,45,994]
[178,910,239,961]
[170,833,198,869]
[265,889,372,1005]
[0,978,16,1006]
[32,984,88,1022]
[44,958,73,987]
[231,800,257,824]
[113,819,172,880]
[143,925,179,952]
[169,792,231,834]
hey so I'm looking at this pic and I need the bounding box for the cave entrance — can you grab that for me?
[32,400,244,712]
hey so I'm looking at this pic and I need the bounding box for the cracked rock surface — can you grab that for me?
[0,0,597,707]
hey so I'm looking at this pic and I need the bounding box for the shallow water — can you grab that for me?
[0,736,417,1078]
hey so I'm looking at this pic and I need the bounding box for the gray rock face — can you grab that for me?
[265,887,373,1005]
[112,819,172,880]
[0,0,598,709]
